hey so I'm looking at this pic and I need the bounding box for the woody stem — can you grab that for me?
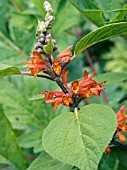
[111,141,127,151]
[55,77,68,94]
[21,72,54,81]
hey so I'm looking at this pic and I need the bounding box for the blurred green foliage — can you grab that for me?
[0,0,127,170]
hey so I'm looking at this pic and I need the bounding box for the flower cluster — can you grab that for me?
[116,105,127,143]
[39,91,72,110]
[23,51,46,78]
[104,105,127,154]
[23,46,73,78]
[39,69,105,110]
[23,46,105,110]
[71,70,105,98]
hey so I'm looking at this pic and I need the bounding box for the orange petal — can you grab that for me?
[61,69,69,88]
[104,146,110,154]
[53,60,61,75]
[71,80,79,94]
[118,132,126,143]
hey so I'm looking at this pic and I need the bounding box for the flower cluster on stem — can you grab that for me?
[22,1,106,112]
[105,105,127,154]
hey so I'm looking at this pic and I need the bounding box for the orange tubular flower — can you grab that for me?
[53,60,61,75]
[57,46,73,63]
[71,70,105,98]
[116,105,127,131]
[62,93,73,106]
[40,91,64,110]
[116,105,127,142]
[71,80,80,94]
[61,69,69,88]
[52,46,73,75]
[118,132,126,143]
[39,91,73,110]
[23,51,46,78]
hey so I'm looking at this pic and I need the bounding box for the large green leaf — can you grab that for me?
[0,64,20,78]
[27,151,72,170]
[43,104,117,170]
[94,72,127,84]
[75,22,127,55]
[0,105,28,169]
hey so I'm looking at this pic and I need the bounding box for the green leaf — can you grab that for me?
[109,4,127,23]
[43,39,54,54]
[52,0,80,37]
[18,129,43,153]
[29,94,44,101]
[0,0,8,35]
[94,72,127,84]
[0,105,28,169]
[70,0,99,11]
[27,151,73,170]
[81,10,104,27]
[31,0,45,18]
[75,22,127,55]
[70,0,104,26]
[0,64,20,78]
[11,13,37,30]
[43,104,117,170]
[95,0,124,19]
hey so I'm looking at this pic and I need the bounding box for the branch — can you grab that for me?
[21,72,54,81]
[111,141,127,151]
[55,77,69,94]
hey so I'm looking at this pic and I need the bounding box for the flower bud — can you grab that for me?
[38,38,45,43]
[39,33,45,38]
[35,42,43,49]
[36,48,44,54]
[53,45,58,51]
[44,1,53,13]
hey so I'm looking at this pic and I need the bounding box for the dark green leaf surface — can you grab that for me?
[0,64,20,78]
[43,104,117,170]
[98,147,127,170]
[0,105,28,170]
[70,0,104,26]
[95,0,124,19]
[27,151,72,170]
[75,22,127,55]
